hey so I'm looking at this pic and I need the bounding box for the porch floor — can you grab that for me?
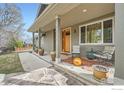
[33,52,124,85]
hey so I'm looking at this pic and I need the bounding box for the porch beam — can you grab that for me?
[55,15,61,63]
[32,32,35,51]
[38,29,41,48]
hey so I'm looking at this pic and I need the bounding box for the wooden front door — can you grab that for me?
[62,28,71,52]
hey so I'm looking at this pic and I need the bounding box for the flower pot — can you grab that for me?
[34,48,38,53]
[92,65,109,81]
[50,51,56,61]
[39,48,44,56]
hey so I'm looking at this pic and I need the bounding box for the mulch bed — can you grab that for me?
[62,57,112,67]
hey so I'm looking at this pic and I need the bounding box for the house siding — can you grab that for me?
[70,13,114,57]
[39,13,115,57]
[41,30,54,53]
[71,25,105,57]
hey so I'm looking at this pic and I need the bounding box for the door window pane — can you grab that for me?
[103,19,113,43]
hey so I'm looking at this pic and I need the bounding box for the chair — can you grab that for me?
[93,46,115,62]
[72,45,80,57]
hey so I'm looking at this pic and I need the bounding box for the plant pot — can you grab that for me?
[92,65,109,81]
[39,48,44,56]
[50,51,56,61]
[35,48,38,53]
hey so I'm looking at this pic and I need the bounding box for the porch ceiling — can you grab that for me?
[28,3,80,32]
[28,3,114,32]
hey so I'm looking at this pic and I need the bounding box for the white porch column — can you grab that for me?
[38,29,41,49]
[32,32,35,51]
[115,4,124,79]
[55,16,61,63]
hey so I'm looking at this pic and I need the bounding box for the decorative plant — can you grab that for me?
[38,47,44,56]
[34,47,38,53]
[7,37,17,51]
[15,40,24,48]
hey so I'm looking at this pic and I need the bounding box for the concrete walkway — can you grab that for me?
[0,74,5,83]
[19,52,52,72]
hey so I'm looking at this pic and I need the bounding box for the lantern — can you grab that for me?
[73,57,82,66]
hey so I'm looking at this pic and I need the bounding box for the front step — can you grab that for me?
[32,52,102,85]
[54,63,97,85]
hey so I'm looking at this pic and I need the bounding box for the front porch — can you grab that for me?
[28,3,124,85]
[30,4,115,64]
[30,3,116,85]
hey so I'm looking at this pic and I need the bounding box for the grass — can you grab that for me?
[0,53,24,74]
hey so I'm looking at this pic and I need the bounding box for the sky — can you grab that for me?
[16,3,39,43]
[0,3,39,43]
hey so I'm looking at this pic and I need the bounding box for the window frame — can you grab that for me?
[79,17,114,45]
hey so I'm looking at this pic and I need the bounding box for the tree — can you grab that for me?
[0,4,23,33]
[0,4,24,49]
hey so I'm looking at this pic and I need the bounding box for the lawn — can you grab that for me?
[0,53,24,74]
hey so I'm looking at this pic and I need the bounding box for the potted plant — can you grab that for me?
[34,47,38,53]
[50,51,56,61]
[92,65,109,81]
[38,48,44,56]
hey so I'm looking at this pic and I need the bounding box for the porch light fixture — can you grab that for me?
[42,32,47,37]
[74,29,76,33]
[82,9,87,13]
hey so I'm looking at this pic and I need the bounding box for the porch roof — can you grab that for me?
[28,3,114,32]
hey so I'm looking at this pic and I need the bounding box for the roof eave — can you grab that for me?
[28,4,55,32]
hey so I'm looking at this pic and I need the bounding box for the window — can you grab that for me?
[81,26,86,43]
[87,22,102,43]
[103,19,113,43]
[79,18,114,45]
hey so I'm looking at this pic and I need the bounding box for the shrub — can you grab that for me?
[7,37,17,51]
[15,40,24,48]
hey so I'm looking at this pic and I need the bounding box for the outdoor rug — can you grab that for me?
[62,57,113,67]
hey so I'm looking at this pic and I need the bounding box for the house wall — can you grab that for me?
[71,13,114,57]
[39,13,115,57]
[35,38,38,48]
[115,4,124,79]
[71,25,105,57]
[41,30,54,53]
